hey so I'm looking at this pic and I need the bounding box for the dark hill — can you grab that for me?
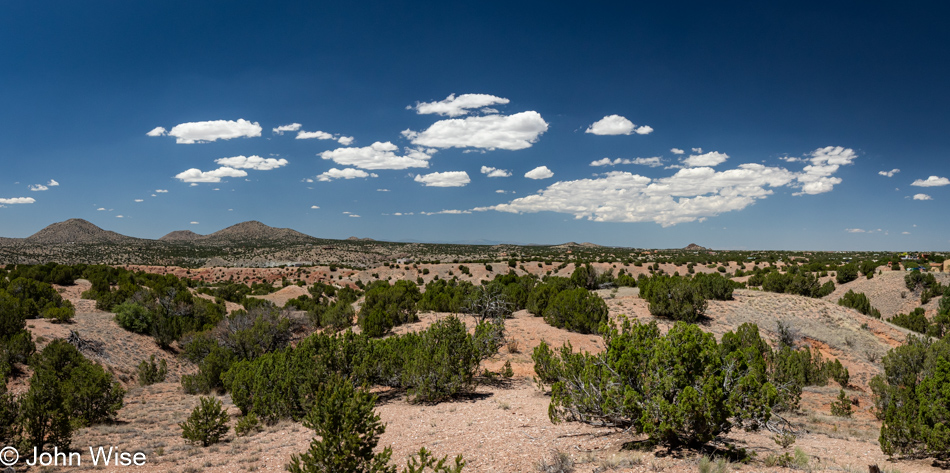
[25,219,135,245]
[159,230,203,242]
[201,221,315,244]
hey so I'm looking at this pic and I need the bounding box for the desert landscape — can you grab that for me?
[2,219,949,473]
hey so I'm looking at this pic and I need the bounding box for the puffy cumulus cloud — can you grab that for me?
[480,163,798,227]
[525,166,554,180]
[414,171,471,187]
[115,215,124,218]
[272,123,302,135]
[682,151,729,167]
[348,214,361,218]
[911,175,950,187]
[403,111,548,151]
[167,119,262,144]
[134,199,144,202]
[412,93,510,117]
[316,168,378,181]
[585,115,653,136]
[214,155,288,171]
[174,167,248,183]
[297,130,334,140]
[47,179,59,186]
[190,221,199,225]
[337,136,354,146]
[377,188,390,192]
[155,189,169,193]
[481,166,512,177]
[671,148,685,155]
[792,146,858,195]
[320,142,433,170]
[878,169,900,178]
[146,126,167,137]
[28,184,48,191]
[310,205,320,209]
[97,207,106,211]
[590,157,663,167]
[0,197,35,204]
[914,193,933,201]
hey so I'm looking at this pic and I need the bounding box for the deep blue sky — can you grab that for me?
[1,1,948,250]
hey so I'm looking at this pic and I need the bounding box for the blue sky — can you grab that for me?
[1,1,949,250]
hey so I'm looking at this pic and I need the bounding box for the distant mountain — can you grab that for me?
[25,219,135,245]
[159,230,203,242]
[684,243,708,251]
[201,221,316,244]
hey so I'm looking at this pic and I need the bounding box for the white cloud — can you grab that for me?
[28,184,48,191]
[214,155,288,171]
[911,175,950,187]
[377,188,390,192]
[337,136,354,146]
[116,215,124,218]
[682,151,729,167]
[320,142,433,170]
[97,207,106,211]
[421,209,473,215]
[316,168,378,181]
[155,189,168,193]
[273,123,302,135]
[404,111,548,151]
[134,199,144,202]
[902,231,911,235]
[310,205,320,209]
[146,126,167,137]
[167,119,262,144]
[297,130,334,140]
[481,166,512,177]
[525,166,554,180]
[878,168,900,178]
[47,179,59,186]
[585,115,652,136]
[792,146,858,195]
[348,214,361,218]
[692,148,703,153]
[0,197,35,204]
[590,157,663,167]
[190,221,199,224]
[174,167,248,183]
[670,148,685,155]
[412,93,510,117]
[480,163,799,227]
[914,193,933,201]
[845,228,866,233]
[414,171,471,187]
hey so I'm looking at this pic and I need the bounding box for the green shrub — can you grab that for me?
[19,340,124,451]
[889,308,929,334]
[136,355,168,386]
[321,300,356,331]
[640,275,707,322]
[286,375,393,473]
[838,290,881,318]
[359,281,421,337]
[542,288,608,334]
[114,301,152,334]
[182,345,235,395]
[234,413,262,437]
[836,263,858,284]
[870,335,950,460]
[830,389,852,417]
[180,396,230,447]
[537,318,778,446]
